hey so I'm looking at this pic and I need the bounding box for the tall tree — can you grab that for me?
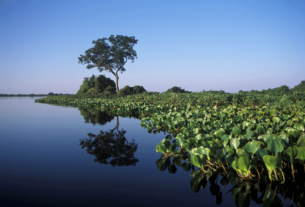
[78,35,138,94]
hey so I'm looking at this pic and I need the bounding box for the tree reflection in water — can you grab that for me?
[80,116,139,167]
[79,107,115,126]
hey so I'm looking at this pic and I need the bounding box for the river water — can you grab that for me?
[0,97,294,207]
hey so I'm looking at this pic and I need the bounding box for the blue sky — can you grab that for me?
[1,0,304,94]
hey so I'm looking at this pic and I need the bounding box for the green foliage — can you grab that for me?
[78,35,138,93]
[86,88,99,95]
[291,80,305,92]
[164,86,191,93]
[77,74,116,96]
[36,90,305,183]
[119,85,146,96]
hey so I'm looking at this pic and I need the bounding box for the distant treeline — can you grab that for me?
[0,92,74,97]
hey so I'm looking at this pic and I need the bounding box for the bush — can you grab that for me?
[77,75,116,95]
[164,86,191,93]
[119,85,146,96]
[86,88,100,95]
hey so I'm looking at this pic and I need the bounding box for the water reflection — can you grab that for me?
[79,108,139,167]
[79,107,114,125]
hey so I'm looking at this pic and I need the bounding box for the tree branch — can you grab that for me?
[116,59,128,75]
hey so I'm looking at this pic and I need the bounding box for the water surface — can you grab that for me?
[0,97,294,207]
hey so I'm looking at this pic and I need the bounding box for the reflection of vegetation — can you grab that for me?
[80,117,139,166]
[79,107,114,125]
[155,139,305,207]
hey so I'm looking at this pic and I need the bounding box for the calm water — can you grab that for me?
[0,97,294,207]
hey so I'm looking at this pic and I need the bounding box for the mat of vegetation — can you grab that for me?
[36,91,305,184]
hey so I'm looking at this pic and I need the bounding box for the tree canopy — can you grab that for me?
[119,85,147,96]
[78,35,138,94]
[164,86,191,93]
[77,74,116,96]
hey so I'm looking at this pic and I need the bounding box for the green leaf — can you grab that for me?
[243,140,264,157]
[283,146,298,164]
[263,154,282,179]
[297,147,305,161]
[272,117,281,123]
[297,137,305,148]
[267,138,284,155]
[230,138,240,150]
[286,127,299,138]
[214,128,225,137]
[236,148,248,158]
[182,142,192,152]
[190,154,207,168]
[175,137,185,147]
[233,156,250,177]
[256,148,269,161]
[232,126,241,137]
[155,143,167,153]
[193,128,200,134]
[161,139,171,148]
[294,123,305,131]
[245,128,255,139]
[221,134,231,147]
[256,124,266,135]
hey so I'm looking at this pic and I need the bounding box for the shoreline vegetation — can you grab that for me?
[35,81,305,181]
[34,81,305,205]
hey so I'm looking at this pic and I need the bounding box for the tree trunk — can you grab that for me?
[115,75,119,94]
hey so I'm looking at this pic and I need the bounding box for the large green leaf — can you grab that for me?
[243,140,264,157]
[221,134,231,147]
[286,127,300,139]
[256,123,266,135]
[161,139,171,148]
[193,128,200,134]
[267,138,284,155]
[294,123,305,131]
[297,137,305,148]
[245,127,255,139]
[214,128,225,137]
[263,154,282,180]
[155,143,167,153]
[256,148,269,161]
[221,147,235,159]
[283,146,298,164]
[297,147,305,161]
[182,142,192,151]
[232,156,250,177]
[175,137,185,147]
[190,154,207,168]
[230,138,240,150]
[272,117,281,123]
[232,126,241,137]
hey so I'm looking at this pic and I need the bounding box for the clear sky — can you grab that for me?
[1,0,304,94]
